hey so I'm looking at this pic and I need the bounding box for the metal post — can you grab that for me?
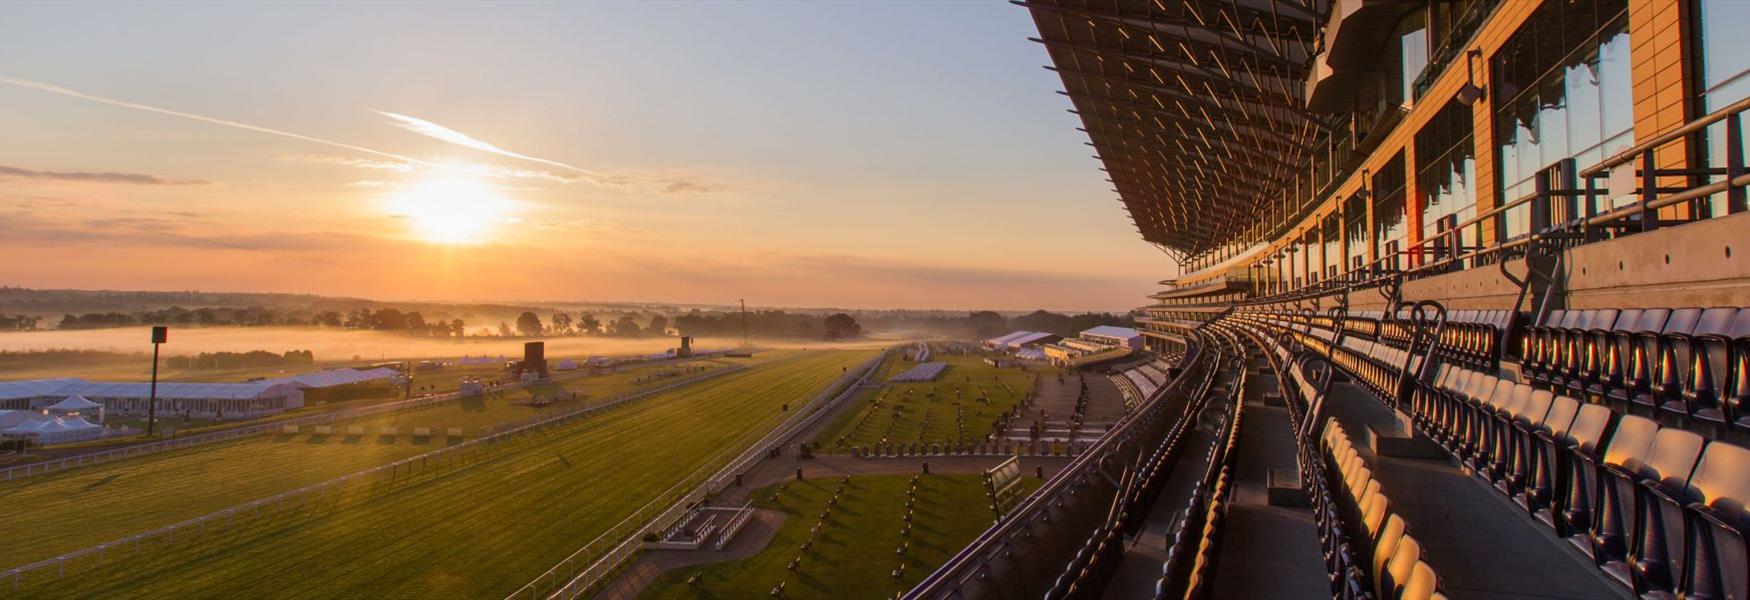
[1640,151,1660,231]
[147,326,166,436]
[1729,112,1747,214]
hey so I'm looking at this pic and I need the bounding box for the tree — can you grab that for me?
[515,311,544,337]
[449,319,466,337]
[647,315,669,336]
[612,314,642,337]
[968,310,1008,338]
[823,313,861,340]
[551,312,573,335]
[578,313,602,336]
[498,321,513,337]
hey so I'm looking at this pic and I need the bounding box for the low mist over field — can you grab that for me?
[0,326,746,362]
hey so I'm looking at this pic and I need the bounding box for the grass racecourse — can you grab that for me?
[3,349,872,598]
[643,473,1043,599]
[817,352,1037,450]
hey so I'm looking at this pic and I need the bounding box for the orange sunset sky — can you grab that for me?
[0,2,1175,311]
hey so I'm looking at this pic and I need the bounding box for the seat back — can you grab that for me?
[1602,415,1660,469]
[1643,428,1706,488]
[1613,309,1646,333]
[1373,514,1407,577]
[1401,561,1440,600]
[1566,404,1615,455]
[1687,442,1750,600]
[1521,389,1556,427]
[1381,535,1423,599]
[1691,442,1750,515]
[1665,308,1705,337]
[1547,397,1589,439]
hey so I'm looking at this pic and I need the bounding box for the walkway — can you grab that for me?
[1321,381,1631,599]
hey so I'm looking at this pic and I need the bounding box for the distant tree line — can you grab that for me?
[0,313,41,331]
[163,350,316,370]
[11,300,1125,343]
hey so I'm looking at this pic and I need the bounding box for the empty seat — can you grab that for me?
[1663,308,1740,421]
[1678,442,1750,600]
[1522,394,1581,514]
[1580,415,1662,562]
[1631,308,1703,412]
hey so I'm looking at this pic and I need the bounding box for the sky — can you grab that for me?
[0,1,1174,312]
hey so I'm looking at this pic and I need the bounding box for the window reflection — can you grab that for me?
[1490,0,1632,239]
[1416,101,1478,261]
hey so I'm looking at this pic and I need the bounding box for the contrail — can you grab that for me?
[373,110,595,175]
[0,75,443,170]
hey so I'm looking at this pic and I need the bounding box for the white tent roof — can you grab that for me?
[267,367,397,389]
[0,378,83,401]
[47,395,101,411]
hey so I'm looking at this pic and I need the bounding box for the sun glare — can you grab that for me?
[387,173,512,245]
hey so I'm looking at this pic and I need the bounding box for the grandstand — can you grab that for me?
[906,1,1750,599]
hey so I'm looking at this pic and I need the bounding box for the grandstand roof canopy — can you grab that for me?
[1080,325,1140,340]
[1023,0,1325,259]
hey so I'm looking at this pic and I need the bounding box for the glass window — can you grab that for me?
[1491,0,1631,239]
[1698,0,1750,216]
[1344,192,1368,270]
[1399,12,1429,108]
[1322,214,1342,278]
[1372,153,1408,270]
[1416,101,1478,256]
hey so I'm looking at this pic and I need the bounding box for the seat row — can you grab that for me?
[1234,322,1406,599]
[1523,307,1750,432]
[1411,362,1750,598]
[1321,420,1446,600]
[1157,332,1247,600]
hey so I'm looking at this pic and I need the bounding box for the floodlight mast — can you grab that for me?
[147,326,167,436]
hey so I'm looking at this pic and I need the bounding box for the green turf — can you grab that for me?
[815,351,1037,451]
[642,473,1042,600]
[0,353,830,577]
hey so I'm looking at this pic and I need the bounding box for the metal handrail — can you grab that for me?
[1238,95,1750,307]
[905,339,1208,598]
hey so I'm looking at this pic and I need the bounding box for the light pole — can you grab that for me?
[147,326,167,436]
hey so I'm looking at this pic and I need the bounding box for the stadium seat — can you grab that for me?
[1579,415,1662,562]
[1661,308,1740,421]
[1630,308,1703,414]
[1499,388,1556,497]
[1378,534,1422,600]
[1680,308,1748,426]
[1401,560,1446,600]
[1605,309,1672,407]
[1521,393,1581,513]
[1679,441,1750,600]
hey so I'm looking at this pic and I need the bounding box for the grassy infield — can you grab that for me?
[4,350,869,598]
[644,474,1044,600]
[816,352,1040,450]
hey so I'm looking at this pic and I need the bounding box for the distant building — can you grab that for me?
[1078,326,1143,350]
[981,331,1063,351]
[0,368,394,421]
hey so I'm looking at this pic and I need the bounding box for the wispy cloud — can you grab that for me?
[0,75,446,170]
[660,180,716,195]
[278,153,415,173]
[374,111,589,173]
[0,164,206,185]
[0,76,745,197]
[372,111,726,194]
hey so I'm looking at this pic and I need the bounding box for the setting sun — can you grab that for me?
[386,173,512,245]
